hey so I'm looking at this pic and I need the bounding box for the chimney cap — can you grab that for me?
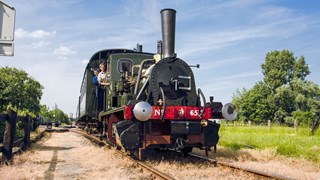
[160,8,176,13]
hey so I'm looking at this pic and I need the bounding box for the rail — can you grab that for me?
[70,129,175,180]
[188,153,295,180]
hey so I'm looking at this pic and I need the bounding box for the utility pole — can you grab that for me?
[55,103,57,123]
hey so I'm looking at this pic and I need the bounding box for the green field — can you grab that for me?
[218,123,320,164]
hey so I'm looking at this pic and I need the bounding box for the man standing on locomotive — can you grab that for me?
[98,62,109,87]
[96,62,110,139]
[98,62,110,111]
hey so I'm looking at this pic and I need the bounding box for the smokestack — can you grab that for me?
[160,8,176,58]
[136,43,143,52]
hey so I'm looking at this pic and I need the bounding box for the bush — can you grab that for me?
[292,110,315,126]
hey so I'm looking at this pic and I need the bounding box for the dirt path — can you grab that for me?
[0,132,151,180]
[1,131,319,180]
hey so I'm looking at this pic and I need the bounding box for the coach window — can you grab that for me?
[117,59,133,73]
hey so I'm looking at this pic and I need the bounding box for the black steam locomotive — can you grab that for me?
[76,9,237,159]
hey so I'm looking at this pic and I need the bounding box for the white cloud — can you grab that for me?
[58,56,67,60]
[15,28,56,39]
[31,41,51,48]
[255,6,293,20]
[178,27,267,57]
[217,71,262,81]
[53,45,76,56]
[193,57,250,70]
[201,81,235,91]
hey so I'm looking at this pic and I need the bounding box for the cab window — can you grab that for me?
[117,59,133,73]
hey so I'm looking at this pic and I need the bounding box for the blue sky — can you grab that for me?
[1,0,320,116]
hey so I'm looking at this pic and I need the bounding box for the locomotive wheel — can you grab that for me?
[107,117,119,145]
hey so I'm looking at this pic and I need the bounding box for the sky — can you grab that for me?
[1,0,320,117]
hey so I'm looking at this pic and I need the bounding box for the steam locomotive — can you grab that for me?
[76,9,237,159]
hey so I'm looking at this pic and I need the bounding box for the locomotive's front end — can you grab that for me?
[120,9,237,157]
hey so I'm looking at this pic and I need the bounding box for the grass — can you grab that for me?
[218,122,320,164]
[30,128,46,141]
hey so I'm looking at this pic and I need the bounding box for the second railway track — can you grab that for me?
[187,152,295,180]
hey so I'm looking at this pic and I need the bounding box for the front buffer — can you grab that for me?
[170,120,220,149]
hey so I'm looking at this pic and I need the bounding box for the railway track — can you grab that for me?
[69,128,174,180]
[187,152,295,180]
[70,128,295,180]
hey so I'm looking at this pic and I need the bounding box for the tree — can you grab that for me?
[39,105,71,125]
[261,50,310,91]
[233,50,320,128]
[0,67,43,114]
[39,105,50,118]
[293,57,310,81]
[233,82,272,123]
[271,85,296,123]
